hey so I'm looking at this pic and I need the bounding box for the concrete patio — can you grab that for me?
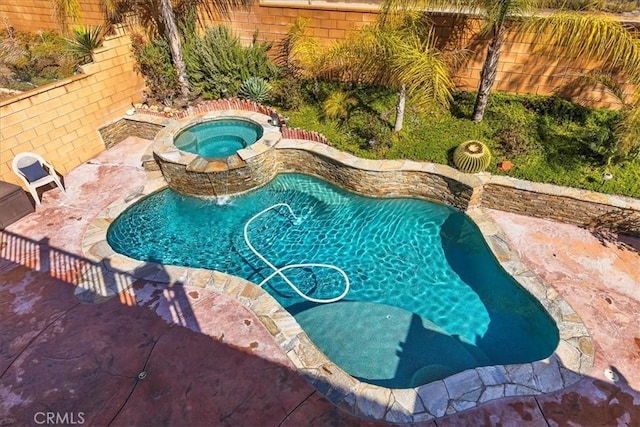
[1,136,638,426]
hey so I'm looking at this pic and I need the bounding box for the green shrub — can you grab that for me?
[494,124,536,157]
[271,77,305,110]
[300,79,342,103]
[0,30,76,89]
[347,110,393,151]
[184,26,278,99]
[130,33,180,104]
[523,95,589,122]
[238,77,271,103]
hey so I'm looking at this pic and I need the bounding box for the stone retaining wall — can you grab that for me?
[155,149,279,197]
[276,145,481,211]
[149,109,282,197]
[276,145,640,237]
[99,119,163,149]
[481,179,640,236]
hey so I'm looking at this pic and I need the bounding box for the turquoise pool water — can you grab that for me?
[107,174,559,388]
[174,118,263,158]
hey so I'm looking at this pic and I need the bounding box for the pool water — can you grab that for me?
[174,118,263,158]
[107,174,559,388]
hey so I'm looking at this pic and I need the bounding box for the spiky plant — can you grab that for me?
[66,25,103,64]
[453,140,492,173]
[323,91,358,121]
[185,26,277,99]
[238,77,271,103]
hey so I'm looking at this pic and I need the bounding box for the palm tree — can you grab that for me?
[285,14,454,131]
[159,0,190,99]
[381,0,538,121]
[99,0,252,101]
[276,18,325,98]
[380,0,640,125]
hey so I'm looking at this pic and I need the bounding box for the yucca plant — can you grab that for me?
[66,25,103,64]
[238,77,271,103]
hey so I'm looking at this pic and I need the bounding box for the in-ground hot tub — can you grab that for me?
[151,111,281,197]
[174,118,264,159]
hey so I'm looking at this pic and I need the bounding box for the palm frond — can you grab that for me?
[524,12,640,81]
[323,91,358,120]
[321,27,389,83]
[52,0,81,31]
[276,18,325,79]
[380,0,484,19]
[615,88,640,159]
[564,69,628,104]
[390,31,454,110]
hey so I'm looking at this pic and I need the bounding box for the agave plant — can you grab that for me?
[66,25,103,64]
[238,77,271,103]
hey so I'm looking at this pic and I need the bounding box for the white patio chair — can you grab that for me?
[12,152,66,205]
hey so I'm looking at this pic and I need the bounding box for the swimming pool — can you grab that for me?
[174,118,263,158]
[107,173,559,388]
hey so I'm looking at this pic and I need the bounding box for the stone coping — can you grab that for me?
[81,141,593,423]
[149,110,281,170]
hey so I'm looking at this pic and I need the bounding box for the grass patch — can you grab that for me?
[278,85,639,198]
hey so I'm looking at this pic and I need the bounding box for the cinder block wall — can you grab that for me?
[0,32,145,188]
[0,0,104,32]
[1,0,634,107]
[219,3,632,108]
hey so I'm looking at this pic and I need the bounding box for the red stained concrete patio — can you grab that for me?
[1,136,638,426]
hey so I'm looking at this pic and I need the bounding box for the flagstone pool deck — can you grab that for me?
[1,136,638,426]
